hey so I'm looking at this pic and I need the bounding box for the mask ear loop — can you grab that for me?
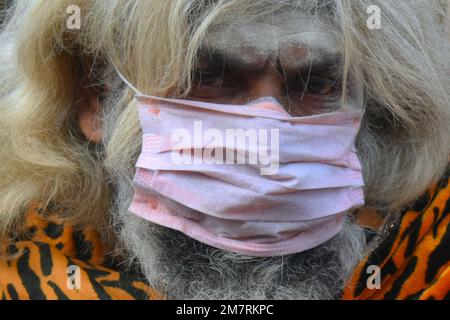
[111,62,144,96]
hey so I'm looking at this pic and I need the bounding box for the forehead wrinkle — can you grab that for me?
[202,11,340,72]
[197,45,274,71]
[277,47,342,72]
[196,47,342,80]
[198,40,341,74]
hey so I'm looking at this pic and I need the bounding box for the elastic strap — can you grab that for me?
[112,62,144,96]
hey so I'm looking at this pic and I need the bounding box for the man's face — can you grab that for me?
[187,12,361,116]
[94,9,367,300]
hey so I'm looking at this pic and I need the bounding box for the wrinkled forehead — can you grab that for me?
[203,11,340,66]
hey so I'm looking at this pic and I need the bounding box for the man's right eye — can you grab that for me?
[193,69,225,87]
[189,68,238,100]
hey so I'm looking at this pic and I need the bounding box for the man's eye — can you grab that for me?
[305,76,340,95]
[193,70,224,87]
[189,68,237,100]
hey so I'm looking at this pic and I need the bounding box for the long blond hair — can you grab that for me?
[0,0,449,239]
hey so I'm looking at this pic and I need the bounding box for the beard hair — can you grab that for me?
[110,165,368,300]
[101,81,369,300]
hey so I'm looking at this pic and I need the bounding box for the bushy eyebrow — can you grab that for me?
[196,46,343,75]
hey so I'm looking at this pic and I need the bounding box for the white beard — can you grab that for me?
[110,169,368,300]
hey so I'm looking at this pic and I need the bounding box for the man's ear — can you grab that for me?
[78,92,103,144]
[76,58,105,144]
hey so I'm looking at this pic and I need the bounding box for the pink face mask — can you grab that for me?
[119,73,365,257]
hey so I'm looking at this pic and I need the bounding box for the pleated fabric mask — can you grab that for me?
[118,70,365,257]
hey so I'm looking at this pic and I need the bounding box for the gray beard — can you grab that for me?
[112,172,368,300]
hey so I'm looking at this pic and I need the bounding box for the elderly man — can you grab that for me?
[0,0,449,300]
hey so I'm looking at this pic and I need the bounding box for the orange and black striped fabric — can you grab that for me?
[0,167,449,300]
[343,167,450,299]
[0,203,162,300]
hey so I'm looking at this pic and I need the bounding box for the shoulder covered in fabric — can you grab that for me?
[343,165,450,300]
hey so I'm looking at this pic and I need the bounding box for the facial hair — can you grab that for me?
[110,164,367,300]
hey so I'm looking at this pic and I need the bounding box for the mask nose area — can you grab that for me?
[246,96,290,115]
[247,96,281,106]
